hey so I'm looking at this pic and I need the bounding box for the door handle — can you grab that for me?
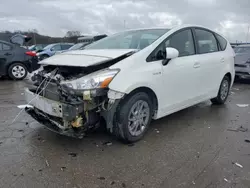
[221,58,225,63]
[193,62,201,68]
[4,52,12,56]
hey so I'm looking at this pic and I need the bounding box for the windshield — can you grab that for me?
[234,47,250,54]
[69,43,85,50]
[43,44,55,50]
[84,29,169,50]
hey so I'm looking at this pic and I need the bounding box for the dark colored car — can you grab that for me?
[0,34,39,80]
[234,45,250,79]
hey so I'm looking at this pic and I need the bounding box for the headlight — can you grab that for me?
[62,69,120,90]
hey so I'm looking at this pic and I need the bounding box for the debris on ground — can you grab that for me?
[25,122,29,125]
[244,139,250,143]
[61,167,66,171]
[45,160,49,167]
[18,130,24,132]
[111,181,115,185]
[227,126,248,132]
[68,153,78,157]
[224,178,229,183]
[233,88,240,91]
[103,141,112,146]
[233,162,243,168]
[192,181,196,185]
[98,177,105,180]
[122,182,126,187]
[236,104,249,108]
[38,169,43,172]
[155,129,160,133]
[231,92,235,95]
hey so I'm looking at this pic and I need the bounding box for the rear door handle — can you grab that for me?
[4,52,12,56]
[193,62,201,68]
[221,58,225,63]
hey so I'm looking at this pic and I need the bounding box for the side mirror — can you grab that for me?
[166,47,179,59]
[162,47,179,66]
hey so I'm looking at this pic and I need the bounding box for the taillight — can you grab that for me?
[25,51,36,57]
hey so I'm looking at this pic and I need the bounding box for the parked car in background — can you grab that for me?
[37,43,73,60]
[77,34,107,44]
[25,25,235,143]
[0,34,39,80]
[234,44,250,79]
[55,42,90,54]
[29,44,47,53]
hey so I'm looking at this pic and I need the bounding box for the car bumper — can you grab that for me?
[235,67,250,79]
[24,88,86,138]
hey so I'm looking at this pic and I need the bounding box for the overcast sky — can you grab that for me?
[1,0,250,42]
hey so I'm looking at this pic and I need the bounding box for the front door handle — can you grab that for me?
[221,58,225,63]
[193,62,201,68]
[4,52,12,56]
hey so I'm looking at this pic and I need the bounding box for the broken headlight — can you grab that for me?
[62,69,120,90]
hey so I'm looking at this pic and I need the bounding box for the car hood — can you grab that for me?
[235,53,250,64]
[39,49,137,67]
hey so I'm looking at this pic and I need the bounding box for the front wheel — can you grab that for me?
[211,75,230,105]
[113,92,153,143]
[8,63,28,80]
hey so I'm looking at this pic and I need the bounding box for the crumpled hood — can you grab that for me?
[39,49,137,67]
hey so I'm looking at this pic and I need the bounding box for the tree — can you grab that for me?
[65,30,81,38]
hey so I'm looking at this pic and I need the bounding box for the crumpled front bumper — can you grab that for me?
[24,88,85,138]
[25,107,85,138]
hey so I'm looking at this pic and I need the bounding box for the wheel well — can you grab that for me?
[126,87,158,115]
[225,72,232,84]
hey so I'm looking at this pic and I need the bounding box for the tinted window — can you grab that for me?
[195,29,218,54]
[61,44,72,50]
[215,34,227,51]
[0,43,2,51]
[2,44,11,50]
[234,47,250,54]
[165,29,195,57]
[51,45,61,51]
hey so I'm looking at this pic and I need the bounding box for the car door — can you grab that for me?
[148,28,201,116]
[50,44,62,56]
[193,28,222,98]
[0,42,14,75]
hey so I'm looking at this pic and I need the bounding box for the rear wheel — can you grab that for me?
[8,63,27,80]
[211,75,230,105]
[113,92,153,143]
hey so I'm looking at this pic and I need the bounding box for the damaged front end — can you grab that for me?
[25,62,126,138]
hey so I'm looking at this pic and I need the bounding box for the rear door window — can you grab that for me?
[194,29,219,54]
[61,44,72,50]
[215,34,227,51]
[51,45,62,51]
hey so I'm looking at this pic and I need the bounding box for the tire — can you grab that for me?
[8,63,28,80]
[211,75,230,105]
[113,92,153,143]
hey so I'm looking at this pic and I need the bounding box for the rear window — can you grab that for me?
[215,34,227,51]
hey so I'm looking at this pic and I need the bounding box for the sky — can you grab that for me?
[1,0,250,42]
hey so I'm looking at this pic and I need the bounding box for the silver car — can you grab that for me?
[234,45,250,79]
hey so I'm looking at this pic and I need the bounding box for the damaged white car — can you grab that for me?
[24,25,235,143]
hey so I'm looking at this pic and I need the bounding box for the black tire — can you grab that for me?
[8,63,28,80]
[211,75,230,105]
[113,92,153,143]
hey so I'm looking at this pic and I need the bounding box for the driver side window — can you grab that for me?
[165,29,195,57]
[148,29,195,62]
[51,45,61,51]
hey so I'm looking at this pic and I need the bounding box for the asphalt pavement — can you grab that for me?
[0,78,250,188]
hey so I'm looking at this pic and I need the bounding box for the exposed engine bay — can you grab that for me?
[24,51,134,138]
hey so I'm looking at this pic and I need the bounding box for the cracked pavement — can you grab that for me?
[0,79,250,188]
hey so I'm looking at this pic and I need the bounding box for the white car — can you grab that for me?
[24,25,235,143]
